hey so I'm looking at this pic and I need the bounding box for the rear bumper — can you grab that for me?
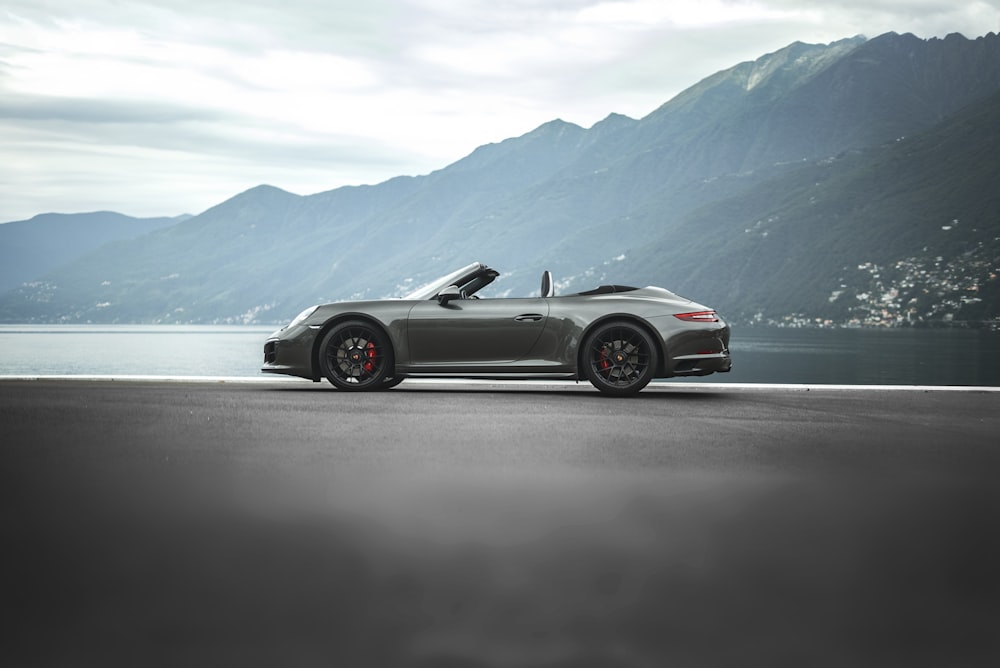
[658,317,732,378]
[669,350,732,377]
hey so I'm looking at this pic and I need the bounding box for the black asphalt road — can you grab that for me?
[3,379,999,667]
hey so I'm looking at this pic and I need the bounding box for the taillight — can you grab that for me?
[674,311,719,322]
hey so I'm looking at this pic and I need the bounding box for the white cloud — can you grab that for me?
[1,0,999,221]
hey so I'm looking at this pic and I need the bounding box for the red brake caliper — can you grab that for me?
[364,341,376,373]
[598,347,610,371]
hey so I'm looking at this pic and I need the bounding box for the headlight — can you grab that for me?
[286,305,319,328]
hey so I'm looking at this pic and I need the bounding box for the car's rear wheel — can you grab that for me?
[319,320,394,391]
[582,321,658,397]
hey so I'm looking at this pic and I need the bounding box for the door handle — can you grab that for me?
[514,313,544,322]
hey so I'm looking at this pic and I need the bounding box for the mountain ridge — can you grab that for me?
[2,31,998,326]
[631,85,1000,326]
[0,212,189,295]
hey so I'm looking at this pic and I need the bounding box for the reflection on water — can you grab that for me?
[1,324,999,385]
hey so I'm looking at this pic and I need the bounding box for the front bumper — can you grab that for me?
[260,326,319,381]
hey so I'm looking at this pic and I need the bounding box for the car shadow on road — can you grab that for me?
[262,382,730,401]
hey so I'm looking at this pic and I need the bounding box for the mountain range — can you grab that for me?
[0,212,188,295]
[2,31,999,327]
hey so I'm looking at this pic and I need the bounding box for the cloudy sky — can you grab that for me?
[1,0,998,222]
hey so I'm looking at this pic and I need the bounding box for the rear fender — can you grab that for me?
[576,315,667,379]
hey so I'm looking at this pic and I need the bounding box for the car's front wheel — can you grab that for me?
[582,321,659,397]
[319,320,394,391]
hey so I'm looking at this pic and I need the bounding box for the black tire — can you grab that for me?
[319,320,394,391]
[581,320,659,397]
[378,376,405,390]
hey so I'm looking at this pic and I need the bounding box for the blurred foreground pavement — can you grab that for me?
[2,379,999,667]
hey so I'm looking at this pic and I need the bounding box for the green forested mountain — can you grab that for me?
[2,31,999,326]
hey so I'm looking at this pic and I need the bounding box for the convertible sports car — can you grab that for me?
[262,262,731,396]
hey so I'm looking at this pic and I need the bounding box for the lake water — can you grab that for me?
[0,325,277,379]
[1,324,999,386]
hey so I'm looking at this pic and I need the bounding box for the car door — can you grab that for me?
[406,298,550,367]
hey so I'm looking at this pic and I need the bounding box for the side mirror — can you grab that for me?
[437,285,462,305]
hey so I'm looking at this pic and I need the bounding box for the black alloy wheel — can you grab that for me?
[320,320,394,391]
[582,321,659,397]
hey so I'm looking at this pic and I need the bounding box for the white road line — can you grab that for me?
[1,375,999,392]
[0,374,302,384]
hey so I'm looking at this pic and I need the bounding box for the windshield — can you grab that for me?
[404,262,485,300]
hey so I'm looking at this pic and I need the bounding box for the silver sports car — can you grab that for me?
[262,262,731,396]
